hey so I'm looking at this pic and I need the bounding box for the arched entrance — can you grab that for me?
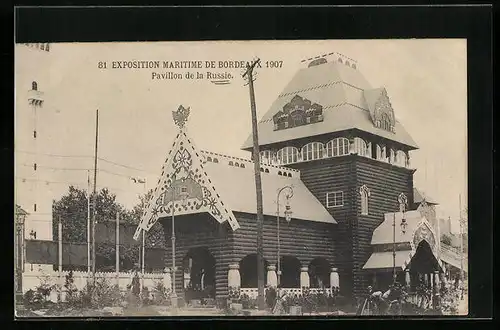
[182,247,216,300]
[308,258,331,288]
[239,254,268,288]
[407,240,442,291]
[278,256,301,288]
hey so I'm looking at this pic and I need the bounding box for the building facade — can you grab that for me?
[136,55,445,303]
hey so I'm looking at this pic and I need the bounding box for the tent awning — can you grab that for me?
[363,251,411,270]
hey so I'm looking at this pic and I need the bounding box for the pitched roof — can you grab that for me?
[370,210,435,245]
[201,152,336,224]
[440,244,468,272]
[137,128,336,239]
[413,188,439,205]
[241,59,418,150]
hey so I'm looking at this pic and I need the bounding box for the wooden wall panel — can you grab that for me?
[160,214,233,301]
[287,156,355,297]
[352,157,414,296]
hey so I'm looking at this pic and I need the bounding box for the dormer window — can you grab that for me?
[32,81,38,91]
[273,95,323,131]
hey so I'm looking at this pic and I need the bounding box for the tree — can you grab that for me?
[52,186,129,243]
[441,234,452,246]
[52,186,165,271]
[126,189,166,249]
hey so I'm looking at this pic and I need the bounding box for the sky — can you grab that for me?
[15,40,467,233]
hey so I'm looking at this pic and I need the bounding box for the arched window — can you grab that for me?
[354,138,369,157]
[301,142,324,161]
[32,81,38,91]
[359,185,371,215]
[389,149,395,164]
[277,147,299,165]
[397,150,407,167]
[376,144,387,161]
[260,150,275,165]
[207,156,212,162]
[325,138,350,157]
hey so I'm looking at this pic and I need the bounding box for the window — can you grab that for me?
[354,138,369,157]
[325,138,350,157]
[301,142,325,161]
[45,43,50,51]
[359,185,371,215]
[397,150,407,167]
[260,150,275,165]
[389,149,395,163]
[376,144,387,161]
[32,81,38,91]
[326,191,344,208]
[277,146,299,165]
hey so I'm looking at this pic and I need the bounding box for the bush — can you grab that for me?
[151,280,171,305]
[265,287,277,309]
[23,271,56,310]
[71,278,122,309]
[64,271,78,304]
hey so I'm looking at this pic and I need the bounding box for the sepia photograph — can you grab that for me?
[14,39,468,317]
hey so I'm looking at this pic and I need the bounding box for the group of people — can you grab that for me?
[359,282,407,315]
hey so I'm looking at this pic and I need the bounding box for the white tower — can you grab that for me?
[15,43,53,272]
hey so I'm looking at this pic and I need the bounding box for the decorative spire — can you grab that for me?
[172,105,190,129]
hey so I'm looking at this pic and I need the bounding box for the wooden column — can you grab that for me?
[300,266,310,289]
[266,265,277,288]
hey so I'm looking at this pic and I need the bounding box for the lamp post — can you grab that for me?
[131,177,147,293]
[393,193,408,284]
[276,185,293,287]
[170,176,189,308]
[458,212,467,300]
[15,208,27,301]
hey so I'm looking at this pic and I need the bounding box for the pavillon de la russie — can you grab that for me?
[134,55,449,305]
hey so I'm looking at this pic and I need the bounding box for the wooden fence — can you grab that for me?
[22,268,166,302]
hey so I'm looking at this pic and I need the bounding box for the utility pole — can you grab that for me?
[116,212,120,287]
[243,58,265,310]
[87,170,91,274]
[92,110,99,284]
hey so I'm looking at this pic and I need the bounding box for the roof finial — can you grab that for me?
[172,105,190,129]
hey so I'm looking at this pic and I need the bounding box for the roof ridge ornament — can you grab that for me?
[172,105,190,129]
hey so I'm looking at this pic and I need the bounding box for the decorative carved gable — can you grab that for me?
[133,124,240,241]
[372,89,396,132]
[273,95,323,131]
[410,219,438,257]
